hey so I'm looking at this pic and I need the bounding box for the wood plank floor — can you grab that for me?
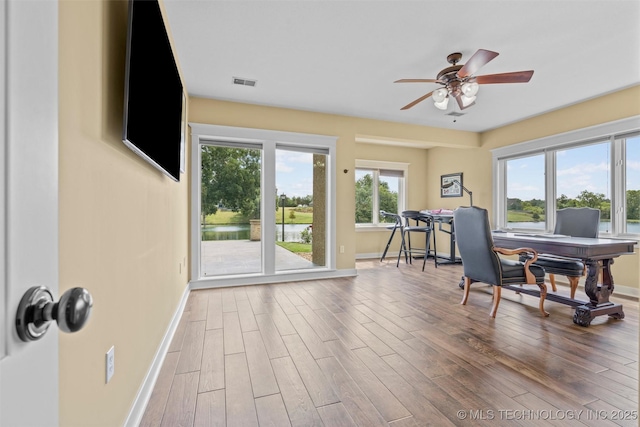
[140,259,639,426]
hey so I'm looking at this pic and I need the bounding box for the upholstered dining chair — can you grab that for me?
[528,207,600,299]
[454,206,548,318]
[397,210,433,271]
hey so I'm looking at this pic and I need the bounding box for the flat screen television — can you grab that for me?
[122,0,184,182]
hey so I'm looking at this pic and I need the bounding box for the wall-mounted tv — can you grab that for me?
[122,0,184,182]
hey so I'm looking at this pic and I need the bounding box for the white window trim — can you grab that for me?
[355,159,409,230]
[492,116,640,236]
[190,123,338,285]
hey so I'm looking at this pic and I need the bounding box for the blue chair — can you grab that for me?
[454,206,547,318]
[527,208,600,299]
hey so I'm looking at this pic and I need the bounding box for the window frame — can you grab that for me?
[492,116,640,237]
[355,159,408,230]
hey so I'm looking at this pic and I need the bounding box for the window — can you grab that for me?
[505,154,546,230]
[355,160,407,226]
[493,117,640,236]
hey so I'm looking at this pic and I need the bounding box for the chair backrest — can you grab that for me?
[380,210,403,227]
[554,207,600,238]
[453,206,501,286]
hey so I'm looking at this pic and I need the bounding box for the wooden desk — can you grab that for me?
[492,232,637,326]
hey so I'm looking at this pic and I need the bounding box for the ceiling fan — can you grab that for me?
[395,49,534,111]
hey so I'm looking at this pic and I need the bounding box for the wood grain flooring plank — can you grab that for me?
[176,320,206,374]
[160,371,199,427]
[292,286,324,309]
[225,353,259,426]
[271,356,324,427]
[222,290,237,312]
[352,304,415,340]
[237,298,259,332]
[381,353,479,426]
[359,299,425,332]
[139,352,179,427]
[243,330,279,397]
[264,302,297,336]
[247,288,269,315]
[223,311,245,355]
[280,285,306,306]
[194,389,225,427]
[274,291,299,315]
[198,329,224,393]
[316,356,388,427]
[206,292,223,330]
[255,313,289,359]
[325,339,410,422]
[512,392,584,427]
[332,311,394,357]
[255,393,292,427]
[189,290,209,322]
[287,313,332,359]
[362,322,447,379]
[314,308,366,350]
[281,333,339,407]
[296,304,338,342]
[315,403,357,427]
[353,346,454,426]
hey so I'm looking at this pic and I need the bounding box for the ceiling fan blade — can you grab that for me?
[454,93,475,110]
[475,70,534,84]
[400,91,434,110]
[457,49,499,78]
[394,79,441,83]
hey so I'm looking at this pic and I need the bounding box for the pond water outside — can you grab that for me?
[202,223,312,242]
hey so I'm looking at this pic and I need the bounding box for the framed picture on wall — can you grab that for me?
[441,172,463,197]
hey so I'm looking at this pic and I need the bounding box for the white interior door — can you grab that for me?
[0,1,59,425]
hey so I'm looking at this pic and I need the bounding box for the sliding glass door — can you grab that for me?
[191,124,337,283]
[275,147,327,272]
[200,143,262,276]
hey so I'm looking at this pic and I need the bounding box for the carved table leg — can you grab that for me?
[573,258,625,326]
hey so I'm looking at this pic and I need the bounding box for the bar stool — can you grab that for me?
[379,210,403,261]
[397,210,433,271]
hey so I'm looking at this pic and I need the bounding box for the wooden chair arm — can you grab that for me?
[493,246,539,284]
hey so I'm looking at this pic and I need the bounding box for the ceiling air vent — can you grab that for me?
[232,77,257,87]
[446,111,465,117]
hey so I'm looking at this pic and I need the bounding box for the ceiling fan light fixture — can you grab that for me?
[461,94,476,107]
[462,81,479,97]
[432,88,448,103]
[434,97,449,110]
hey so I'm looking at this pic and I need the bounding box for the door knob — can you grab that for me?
[15,286,93,342]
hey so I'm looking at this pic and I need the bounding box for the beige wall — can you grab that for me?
[57,0,639,424]
[59,1,189,425]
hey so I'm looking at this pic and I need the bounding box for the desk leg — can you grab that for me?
[573,258,624,327]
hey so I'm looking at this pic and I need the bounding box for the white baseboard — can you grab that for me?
[123,284,190,427]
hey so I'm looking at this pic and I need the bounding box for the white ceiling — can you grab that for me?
[163,0,640,133]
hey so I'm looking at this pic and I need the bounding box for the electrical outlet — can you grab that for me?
[340,245,345,254]
[106,346,115,384]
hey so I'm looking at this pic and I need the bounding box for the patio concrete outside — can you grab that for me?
[201,240,316,276]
